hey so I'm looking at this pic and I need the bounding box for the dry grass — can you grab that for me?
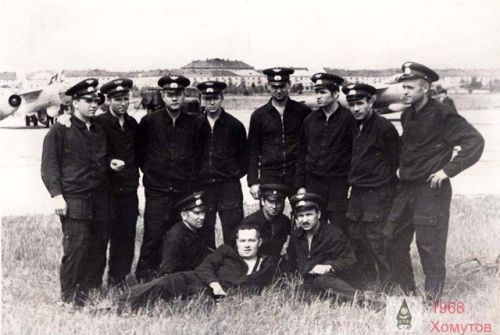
[2,196,499,335]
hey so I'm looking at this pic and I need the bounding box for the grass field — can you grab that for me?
[2,196,499,335]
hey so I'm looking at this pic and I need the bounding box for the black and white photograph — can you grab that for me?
[1,0,499,334]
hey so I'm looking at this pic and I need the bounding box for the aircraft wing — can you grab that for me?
[15,88,43,103]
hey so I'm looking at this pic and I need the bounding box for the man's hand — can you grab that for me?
[57,114,72,128]
[426,169,449,189]
[208,282,227,297]
[296,187,306,195]
[309,264,333,275]
[53,194,67,216]
[110,159,126,172]
[249,184,260,200]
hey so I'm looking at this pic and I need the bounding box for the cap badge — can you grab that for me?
[195,199,203,206]
[115,80,123,84]
[404,63,412,74]
[314,73,322,78]
[116,86,123,91]
[87,87,94,92]
[297,200,306,207]
[273,190,277,195]
[206,82,214,86]
[274,75,282,81]
[206,88,214,93]
[170,83,178,88]
[348,90,357,95]
[316,79,323,85]
[170,76,178,80]
[86,79,94,84]
[296,194,304,199]
[273,68,282,73]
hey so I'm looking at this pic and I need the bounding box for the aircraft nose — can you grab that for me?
[8,95,21,108]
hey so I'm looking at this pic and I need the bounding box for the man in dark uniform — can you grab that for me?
[296,73,355,233]
[41,78,110,306]
[247,67,311,199]
[97,78,140,287]
[240,184,290,257]
[286,193,357,299]
[117,224,277,313]
[197,81,248,249]
[436,85,458,113]
[342,83,400,286]
[135,75,205,282]
[158,192,209,276]
[385,62,484,301]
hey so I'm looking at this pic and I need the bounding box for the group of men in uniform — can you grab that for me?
[41,61,484,309]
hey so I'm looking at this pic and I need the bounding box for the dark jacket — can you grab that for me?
[41,116,108,197]
[159,221,208,276]
[94,111,139,193]
[296,105,355,188]
[136,108,205,192]
[399,99,484,182]
[241,209,290,257]
[199,109,249,184]
[247,98,311,186]
[287,222,355,276]
[442,97,457,114]
[348,113,400,188]
[195,245,277,290]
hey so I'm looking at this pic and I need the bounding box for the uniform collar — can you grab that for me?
[205,108,228,126]
[71,115,94,130]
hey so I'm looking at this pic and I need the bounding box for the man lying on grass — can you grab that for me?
[117,224,279,313]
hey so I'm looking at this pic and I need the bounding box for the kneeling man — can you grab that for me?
[287,193,357,299]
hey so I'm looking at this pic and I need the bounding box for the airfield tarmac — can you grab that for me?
[0,105,499,216]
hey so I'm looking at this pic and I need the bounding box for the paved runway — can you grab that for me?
[1,106,498,216]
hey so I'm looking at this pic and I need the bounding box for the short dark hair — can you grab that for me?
[235,223,261,239]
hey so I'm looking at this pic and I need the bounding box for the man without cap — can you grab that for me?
[385,62,484,301]
[296,73,355,234]
[135,75,205,282]
[95,78,140,287]
[342,83,400,287]
[197,81,249,249]
[247,67,311,200]
[240,184,291,257]
[117,224,277,313]
[41,78,110,306]
[158,192,209,276]
[435,86,458,114]
[286,193,358,300]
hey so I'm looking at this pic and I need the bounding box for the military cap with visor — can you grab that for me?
[65,78,101,100]
[397,61,439,83]
[263,67,294,83]
[158,75,191,91]
[174,191,205,212]
[260,184,288,201]
[290,192,326,213]
[197,81,227,96]
[100,78,133,97]
[342,83,377,102]
[311,73,344,91]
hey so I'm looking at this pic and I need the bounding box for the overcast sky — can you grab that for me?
[1,0,499,71]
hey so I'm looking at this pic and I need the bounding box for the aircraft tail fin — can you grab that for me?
[48,70,65,85]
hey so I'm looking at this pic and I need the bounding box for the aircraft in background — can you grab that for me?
[0,71,72,127]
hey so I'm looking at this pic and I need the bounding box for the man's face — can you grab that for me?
[236,229,262,259]
[295,208,320,231]
[348,98,373,121]
[181,207,205,230]
[261,197,284,218]
[73,96,100,120]
[402,79,428,105]
[202,94,223,114]
[109,94,130,116]
[269,82,290,102]
[162,90,185,111]
[315,88,337,108]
